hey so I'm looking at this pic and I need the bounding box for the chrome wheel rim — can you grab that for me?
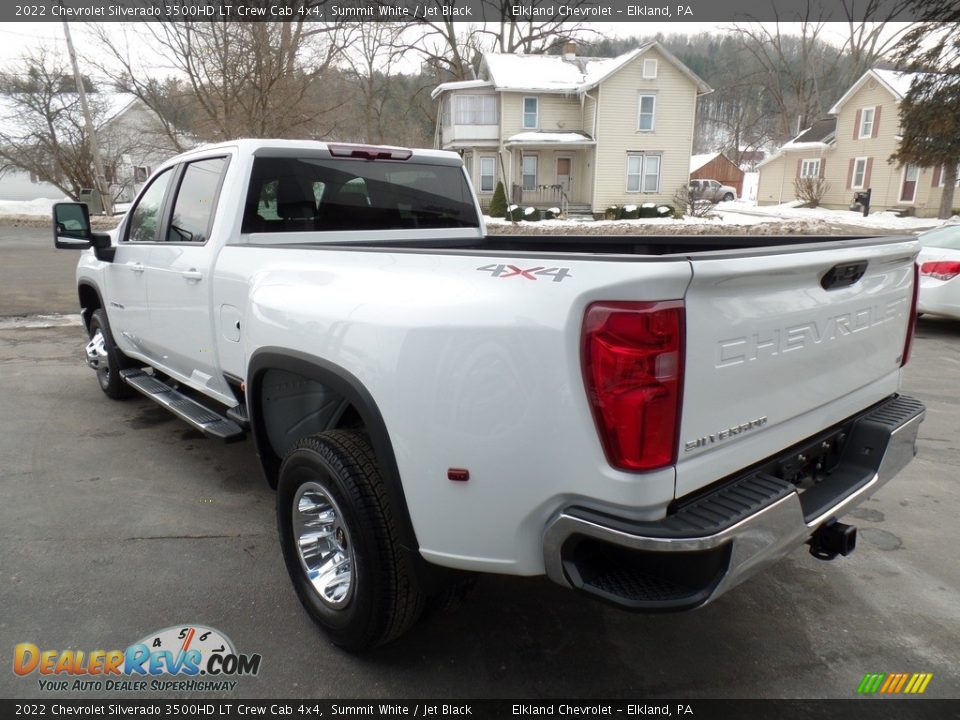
[293,481,355,608]
[86,329,110,387]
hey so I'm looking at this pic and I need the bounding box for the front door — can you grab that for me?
[106,166,176,359]
[556,157,572,194]
[143,155,231,400]
[900,164,919,203]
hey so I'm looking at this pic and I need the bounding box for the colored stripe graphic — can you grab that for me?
[857,672,932,695]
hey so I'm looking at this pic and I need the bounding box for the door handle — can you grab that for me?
[181,269,203,282]
[129,262,144,274]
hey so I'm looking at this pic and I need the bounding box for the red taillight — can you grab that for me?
[919,260,960,281]
[582,301,685,471]
[328,143,412,161]
[902,262,919,368]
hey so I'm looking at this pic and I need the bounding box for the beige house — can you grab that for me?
[757,69,958,217]
[432,42,712,215]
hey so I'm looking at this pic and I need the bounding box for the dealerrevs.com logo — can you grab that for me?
[13,624,261,693]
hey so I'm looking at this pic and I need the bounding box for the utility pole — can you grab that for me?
[61,19,112,216]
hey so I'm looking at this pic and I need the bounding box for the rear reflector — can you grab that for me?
[582,301,685,471]
[919,260,960,281]
[328,143,412,161]
[902,262,919,368]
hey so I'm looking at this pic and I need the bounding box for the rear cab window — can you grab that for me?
[242,154,479,234]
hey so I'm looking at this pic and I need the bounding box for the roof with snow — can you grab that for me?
[429,79,493,100]
[689,153,719,172]
[757,118,837,168]
[505,131,595,146]
[433,42,712,98]
[828,68,930,114]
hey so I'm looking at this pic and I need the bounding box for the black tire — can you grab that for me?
[277,430,424,650]
[722,192,735,202]
[88,309,132,400]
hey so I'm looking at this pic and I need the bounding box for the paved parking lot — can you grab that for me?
[1,227,959,700]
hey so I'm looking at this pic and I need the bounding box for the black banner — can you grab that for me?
[3,700,960,719]
[0,0,930,23]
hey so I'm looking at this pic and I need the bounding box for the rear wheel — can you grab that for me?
[722,192,734,202]
[277,430,424,650]
[87,309,132,400]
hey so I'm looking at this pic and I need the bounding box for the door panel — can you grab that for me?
[107,167,176,357]
[556,157,571,193]
[900,164,919,203]
[144,156,230,399]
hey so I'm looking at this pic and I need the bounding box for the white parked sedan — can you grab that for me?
[917,224,960,320]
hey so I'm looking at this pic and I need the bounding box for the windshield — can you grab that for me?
[919,225,960,251]
[243,155,479,234]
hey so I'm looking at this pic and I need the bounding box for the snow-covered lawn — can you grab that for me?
[713,200,951,231]
[0,197,69,216]
[487,200,954,233]
[0,197,129,217]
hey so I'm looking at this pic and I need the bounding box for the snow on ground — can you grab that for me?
[0,197,130,219]
[0,197,69,216]
[714,200,952,231]
[486,199,954,234]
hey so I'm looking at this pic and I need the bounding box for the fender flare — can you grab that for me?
[247,348,421,556]
[77,280,104,331]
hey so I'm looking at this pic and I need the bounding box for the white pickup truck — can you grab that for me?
[54,139,925,650]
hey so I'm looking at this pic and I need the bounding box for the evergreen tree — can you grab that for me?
[488,181,508,218]
[892,11,960,218]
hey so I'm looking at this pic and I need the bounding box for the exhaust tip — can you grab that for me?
[809,519,857,560]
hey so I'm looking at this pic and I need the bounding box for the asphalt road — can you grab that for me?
[1,225,959,702]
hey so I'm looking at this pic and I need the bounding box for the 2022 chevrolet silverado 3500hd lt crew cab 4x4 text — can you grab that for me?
[53,140,925,650]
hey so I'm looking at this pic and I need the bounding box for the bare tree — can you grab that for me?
[91,17,353,142]
[340,23,408,144]
[730,7,840,142]
[840,2,913,85]
[0,47,138,201]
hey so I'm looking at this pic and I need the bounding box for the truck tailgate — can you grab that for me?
[675,238,918,498]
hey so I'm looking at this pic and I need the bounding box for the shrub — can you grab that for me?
[793,177,830,207]
[489,181,508,218]
[672,185,713,218]
[543,207,561,220]
[523,207,541,222]
[604,205,623,220]
[506,204,524,221]
[621,204,640,219]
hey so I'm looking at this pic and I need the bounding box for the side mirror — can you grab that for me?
[53,202,116,261]
[53,202,92,249]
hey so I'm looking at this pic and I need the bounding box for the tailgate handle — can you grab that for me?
[821,261,868,290]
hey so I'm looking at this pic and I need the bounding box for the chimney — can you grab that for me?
[563,42,576,61]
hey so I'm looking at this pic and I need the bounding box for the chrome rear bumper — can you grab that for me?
[542,395,925,610]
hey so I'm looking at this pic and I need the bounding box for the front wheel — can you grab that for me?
[722,192,735,202]
[277,430,424,651]
[87,309,132,400]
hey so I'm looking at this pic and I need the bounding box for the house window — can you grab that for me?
[454,95,497,125]
[800,158,821,178]
[939,164,960,187]
[852,157,868,189]
[29,171,39,184]
[626,153,661,193]
[643,59,658,79]
[479,156,496,193]
[522,97,538,129]
[134,166,150,183]
[638,95,656,132]
[859,107,875,139]
[522,155,537,190]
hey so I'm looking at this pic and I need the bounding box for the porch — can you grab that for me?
[503,132,596,212]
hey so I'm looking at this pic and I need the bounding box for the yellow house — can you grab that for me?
[757,69,959,217]
[432,42,712,215]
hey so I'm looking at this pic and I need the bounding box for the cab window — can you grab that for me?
[166,157,228,243]
[126,168,174,242]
